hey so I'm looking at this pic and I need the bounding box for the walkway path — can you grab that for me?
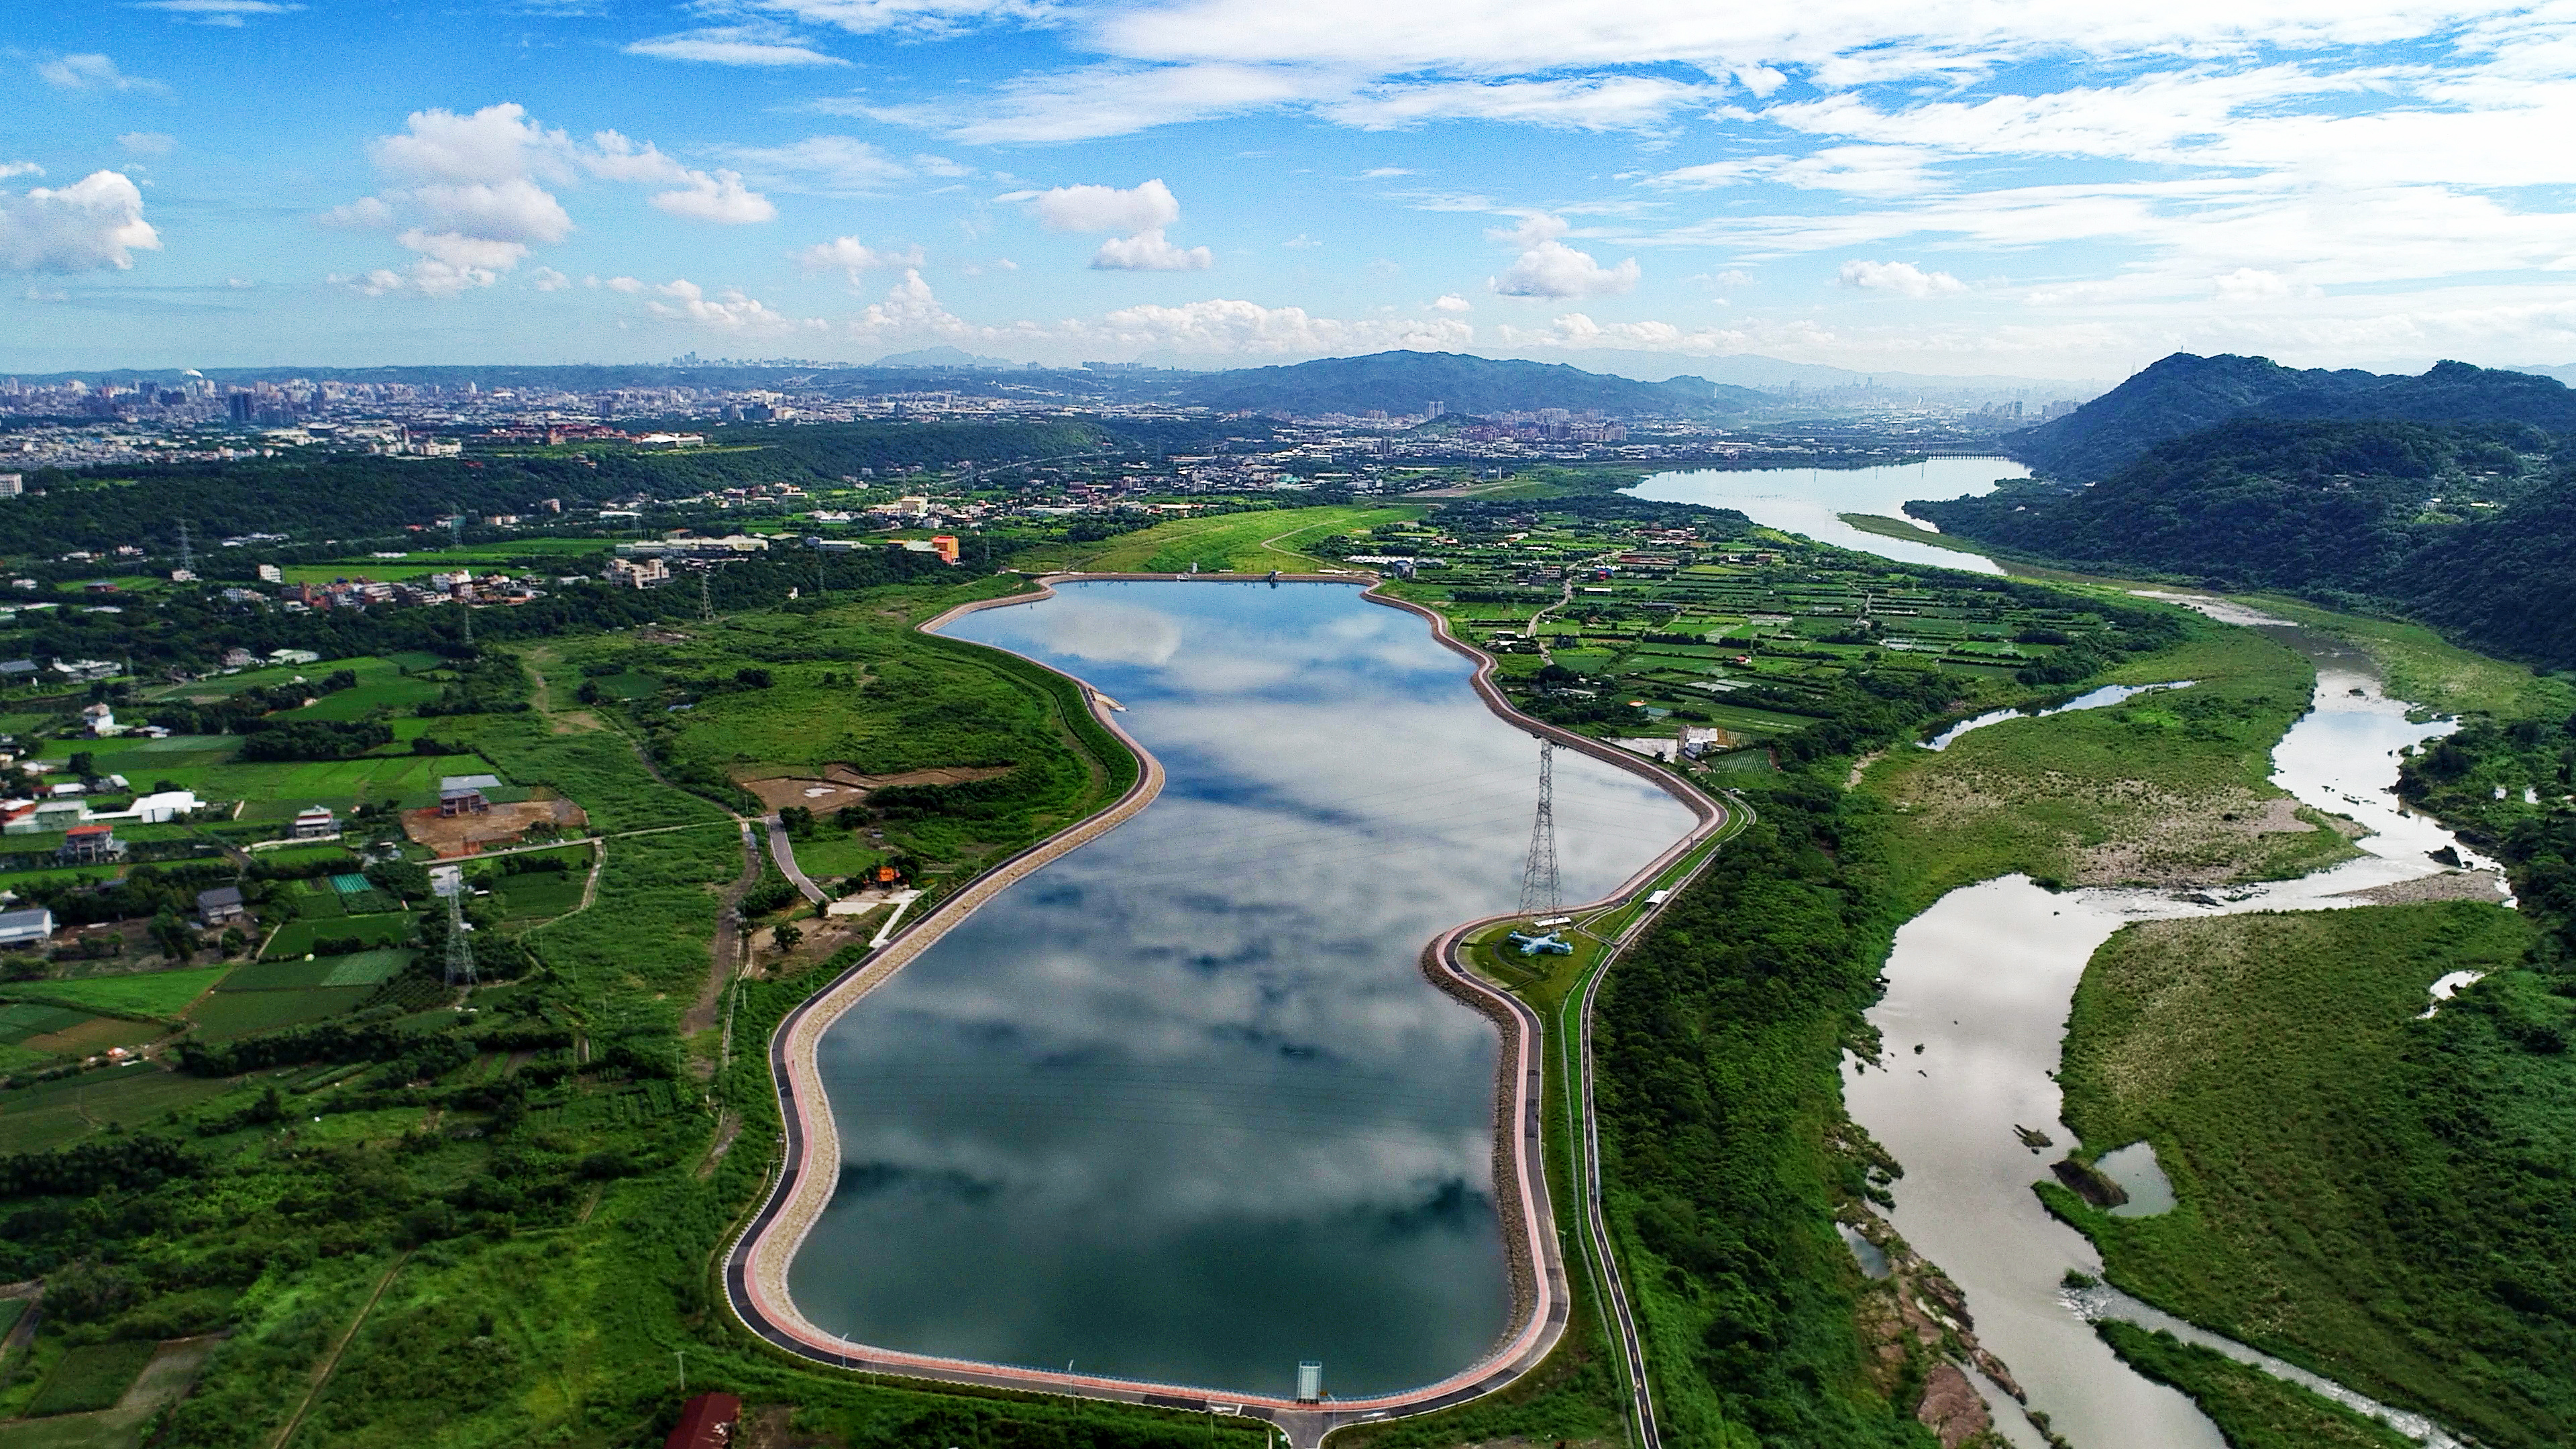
[763,816,828,906]
[721,572,1740,1449]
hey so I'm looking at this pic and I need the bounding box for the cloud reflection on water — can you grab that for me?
[790,583,1695,1399]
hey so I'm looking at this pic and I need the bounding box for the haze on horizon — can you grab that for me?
[5,0,2575,380]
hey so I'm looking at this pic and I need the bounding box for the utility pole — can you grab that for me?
[1518,738,1559,920]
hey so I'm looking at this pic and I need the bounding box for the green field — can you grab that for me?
[215,950,410,992]
[1049,504,1426,573]
[0,967,229,1020]
[23,1340,157,1417]
[0,1070,246,1153]
[2231,592,2576,720]
[2053,903,2565,1448]
[186,986,376,1040]
[494,871,584,920]
[260,914,413,960]
[40,722,508,824]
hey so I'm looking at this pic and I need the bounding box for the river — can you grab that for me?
[1625,456,2023,573]
[786,580,1697,1402]
[1845,606,2498,1448]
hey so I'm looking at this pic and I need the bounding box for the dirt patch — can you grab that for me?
[402,797,587,856]
[735,763,1013,813]
[2334,868,2511,906]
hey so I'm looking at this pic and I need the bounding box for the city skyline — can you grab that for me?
[5,0,2575,378]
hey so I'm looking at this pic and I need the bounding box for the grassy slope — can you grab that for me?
[2053,904,2572,1447]
[1033,504,1425,573]
[2094,1323,2416,1449]
[1864,622,2355,910]
[1834,514,1996,558]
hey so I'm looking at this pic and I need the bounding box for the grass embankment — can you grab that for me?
[2094,1324,2416,1449]
[1037,503,1424,574]
[1863,621,2355,908]
[2051,904,2572,1448]
[1834,514,1996,559]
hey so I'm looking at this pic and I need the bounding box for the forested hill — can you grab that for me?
[1914,417,2576,667]
[1167,350,1776,417]
[2007,354,2576,480]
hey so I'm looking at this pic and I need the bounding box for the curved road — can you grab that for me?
[721,573,1737,1448]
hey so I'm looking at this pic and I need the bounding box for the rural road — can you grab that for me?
[763,815,828,906]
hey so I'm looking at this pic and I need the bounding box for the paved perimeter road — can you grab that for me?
[720,575,1734,1449]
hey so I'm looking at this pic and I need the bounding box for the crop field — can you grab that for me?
[0,966,229,1020]
[494,871,584,920]
[0,1069,245,1153]
[23,1340,157,1417]
[185,985,376,1040]
[261,913,413,960]
[278,537,611,584]
[216,949,410,991]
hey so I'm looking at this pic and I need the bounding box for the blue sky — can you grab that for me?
[4,0,2575,378]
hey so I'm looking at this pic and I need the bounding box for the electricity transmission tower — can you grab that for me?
[699,570,714,621]
[1518,738,1560,920]
[440,879,477,987]
[175,520,194,576]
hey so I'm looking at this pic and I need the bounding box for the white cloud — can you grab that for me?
[1091,227,1213,270]
[1282,233,1321,249]
[649,169,776,223]
[529,266,571,290]
[129,0,303,20]
[623,26,849,66]
[1360,166,1415,178]
[0,164,42,180]
[1020,178,1183,233]
[850,268,976,336]
[604,276,645,292]
[406,179,573,244]
[1320,76,1716,131]
[743,0,1056,39]
[900,63,1323,144]
[1836,259,1966,297]
[1077,297,1472,355]
[1489,215,1638,299]
[117,133,175,156]
[36,54,169,95]
[317,195,395,229]
[649,278,826,331]
[711,136,914,194]
[798,235,928,278]
[1430,292,1471,313]
[0,170,160,272]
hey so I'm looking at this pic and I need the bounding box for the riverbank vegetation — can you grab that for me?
[1863,621,2356,906]
[2092,1324,2417,1449]
[2051,905,2570,1448]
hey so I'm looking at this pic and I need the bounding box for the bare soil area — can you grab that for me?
[2334,868,2511,906]
[402,796,586,855]
[735,763,1012,813]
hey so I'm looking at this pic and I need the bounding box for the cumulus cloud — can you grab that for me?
[1020,178,1183,233]
[1836,259,1966,297]
[1489,215,1638,299]
[649,278,826,331]
[1430,292,1471,312]
[849,269,977,336]
[36,54,168,94]
[337,103,779,295]
[0,164,41,180]
[623,25,849,66]
[1091,227,1212,270]
[0,170,161,272]
[798,235,928,279]
[529,266,571,290]
[603,276,645,292]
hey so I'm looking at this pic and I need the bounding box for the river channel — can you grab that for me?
[1626,456,2024,572]
[1846,606,2500,1448]
[787,580,1698,1401]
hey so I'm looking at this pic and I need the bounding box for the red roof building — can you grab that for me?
[664,1393,741,1449]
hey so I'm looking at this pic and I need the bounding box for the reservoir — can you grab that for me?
[1626,457,2025,573]
[788,581,1698,1401]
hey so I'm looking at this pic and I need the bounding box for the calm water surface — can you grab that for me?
[789,581,1697,1400]
[1627,457,2027,572]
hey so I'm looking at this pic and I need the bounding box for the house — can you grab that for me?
[58,823,122,863]
[662,1393,741,1449]
[4,799,85,835]
[52,659,117,683]
[110,789,201,824]
[80,702,118,737]
[268,648,321,666]
[0,906,53,947]
[290,805,337,839]
[220,647,255,668]
[438,774,500,816]
[0,660,34,686]
[196,886,246,926]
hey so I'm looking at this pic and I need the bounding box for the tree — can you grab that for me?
[68,750,96,780]
[150,911,196,961]
[773,923,804,953]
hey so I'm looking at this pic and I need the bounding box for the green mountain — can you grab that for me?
[1169,350,1775,417]
[2009,354,2576,480]
[1915,416,2576,667]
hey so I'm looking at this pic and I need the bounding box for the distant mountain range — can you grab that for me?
[2006,353,2576,480]
[1153,350,1775,417]
[1916,353,2576,669]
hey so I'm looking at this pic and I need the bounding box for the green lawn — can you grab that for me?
[2053,903,2567,1448]
[494,872,584,920]
[216,950,410,991]
[0,967,229,1020]
[186,986,376,1040]
[1048,504,1426,573]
